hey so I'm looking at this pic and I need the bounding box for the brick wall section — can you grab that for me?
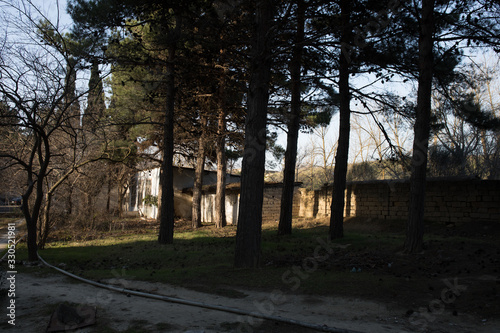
[309,178,500,223]
[262,185,301,222]
[201,183,302,224]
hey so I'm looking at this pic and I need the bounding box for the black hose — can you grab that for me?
[36,253,365,333]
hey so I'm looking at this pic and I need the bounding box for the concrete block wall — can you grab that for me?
[308,179,500,223]
[261,186,301,222]
[201,183,302,224]
[345,181,409,219]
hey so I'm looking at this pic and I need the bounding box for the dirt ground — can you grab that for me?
[1,217,499,332]
[0,267,498,333]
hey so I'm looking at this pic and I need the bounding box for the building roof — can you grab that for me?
[139,165,241,178]
[183,181,303,194]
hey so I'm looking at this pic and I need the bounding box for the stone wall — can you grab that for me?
[302,178,500,223]
[261,185,301,222]
[201,183,302,224]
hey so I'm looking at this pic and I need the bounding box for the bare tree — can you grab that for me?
[294,147,308,183]
[296,135,331,190]
[426,55,500,179]
[0,1,107,260]
[351,112,412,180]
[313,124,337,185]
[351,116,375,164]
[464,55,499,179]
[475,56,500,179]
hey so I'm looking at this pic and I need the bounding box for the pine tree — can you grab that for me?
[234,0,276,268]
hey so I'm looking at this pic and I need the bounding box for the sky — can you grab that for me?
[4,0,409,171]
[11,0,500,172]
[33,0,72,30]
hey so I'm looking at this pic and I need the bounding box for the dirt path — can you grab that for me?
[0,219,24,253]
[1,268,498,333]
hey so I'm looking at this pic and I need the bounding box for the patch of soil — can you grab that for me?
[2,270,499,333]
[266,218,500,323]
[11,217,499,332]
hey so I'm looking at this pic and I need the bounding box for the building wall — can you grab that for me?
[125,168,160,219]
[303,178,500,223]
[201,184,301,225]
[261,186,301,222]
[172,168,241,191]
[125,167,241,219]
[200,191,240,224]
[298,188,317,218]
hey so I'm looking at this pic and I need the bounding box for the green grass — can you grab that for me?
[7,217,500,317]
[27,220,409,298]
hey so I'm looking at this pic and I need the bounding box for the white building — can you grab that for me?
[124,166,241,220]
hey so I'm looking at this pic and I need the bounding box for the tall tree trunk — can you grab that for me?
[156,169,162,221]
[278,0,305,236]
[234,0,274,268]
[85,192,93,219]
[118,178,125,218]
[192,116,207,229]
[215,95,227,228]
[39,191,53,249]
[26,176,44,260]
[158,42,177,244]
[405,0,435,253]
[106,173,112,213]
[21,180,37,261]
[25,211,39,261]
[330,0,351,240]
[66,182,73,215]
[24,135,50,261]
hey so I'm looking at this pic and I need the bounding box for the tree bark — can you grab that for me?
[330,0,351,240]
[192,115,207,229]
[158,42,177,244]
[22,177,37,262]
[24,133,50,261]
[85,192,93,221]
[234,0,274,268]
[278,0,305,236]
[405,0,435,254]
[66,182,74,215]
[215,98,227,228]
[118,177,126,218]
[106,172,112,213]
[39,191,53,249]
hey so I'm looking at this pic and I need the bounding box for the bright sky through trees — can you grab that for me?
[6,0,498,172]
